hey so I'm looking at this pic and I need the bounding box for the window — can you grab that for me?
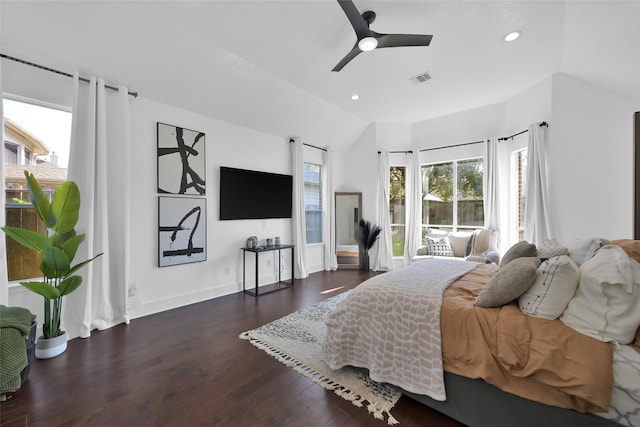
[514,149,527,241]
[389,166,406,256]
[421,158,484,238]
[3,97,71,281]
[303,162,322,244]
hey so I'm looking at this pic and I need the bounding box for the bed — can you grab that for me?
[324,239,640,427]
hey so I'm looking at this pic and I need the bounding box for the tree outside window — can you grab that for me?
[389,166,406,256]
[421,158,484,238]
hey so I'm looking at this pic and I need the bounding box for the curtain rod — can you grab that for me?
[289,138,327,152]
[420,140,484,152]
[378,150,413,154]
[498,121,548,142]
[0,53,139,98]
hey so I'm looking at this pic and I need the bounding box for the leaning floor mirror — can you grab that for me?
[335,192,362,269]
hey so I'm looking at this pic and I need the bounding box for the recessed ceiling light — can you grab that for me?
[351,94,360,100]
[504,31,521,42]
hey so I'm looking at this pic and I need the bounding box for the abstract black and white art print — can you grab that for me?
[157,122,206,195]
[158,196,207,267]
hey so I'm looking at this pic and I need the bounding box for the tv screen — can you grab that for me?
[219,166,293,220]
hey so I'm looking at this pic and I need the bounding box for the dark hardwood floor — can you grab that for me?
[1,269,465,427]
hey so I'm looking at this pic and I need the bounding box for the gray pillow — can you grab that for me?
[475,257,541,308]
[500,241,537,267]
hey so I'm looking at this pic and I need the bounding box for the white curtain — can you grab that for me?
[483,137,500,230]
[323,148,338,271]
[403,151,422,266]
[290,138,308,279]
[372,151,394,271]
[524,123,553,245]
[62,73,131,339]
[0,64,8,304]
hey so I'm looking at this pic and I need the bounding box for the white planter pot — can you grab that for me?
[35,332,68,359]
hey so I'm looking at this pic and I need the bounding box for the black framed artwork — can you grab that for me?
[157,122,206,195]
[158,196,207,267]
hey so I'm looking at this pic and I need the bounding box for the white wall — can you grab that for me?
[3,61,327,321]
[549,73,639,243]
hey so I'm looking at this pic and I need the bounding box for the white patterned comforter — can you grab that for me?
[600,345,640,427]
[324,259,478,400]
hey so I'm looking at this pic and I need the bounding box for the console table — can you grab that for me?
[241,244,294,296]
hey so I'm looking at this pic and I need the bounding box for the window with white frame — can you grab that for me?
[3,97,71,281]
[421,157,484,238]
[389,165,406,257]
[303,162,322,244]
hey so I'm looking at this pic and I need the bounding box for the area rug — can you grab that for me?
[239,291,402,425]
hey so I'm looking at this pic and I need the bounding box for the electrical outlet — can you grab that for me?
[224,266,230,275]
[128,283,137,298]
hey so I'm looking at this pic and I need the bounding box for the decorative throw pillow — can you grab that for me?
[475,257,541,308]
[518,255,579,319]
[634,326,640,353]
[566,237,609,266]
[446,232,473,258]
[560,245,640,344]
[425,236,455,257]
[536,239,569,259]
[500,241,537,267]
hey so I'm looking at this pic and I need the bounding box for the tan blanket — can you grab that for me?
[442,264,614,412]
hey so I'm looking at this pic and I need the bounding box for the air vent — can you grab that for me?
[411,71,432,84]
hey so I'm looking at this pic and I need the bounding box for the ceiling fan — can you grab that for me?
[332,0,433,72]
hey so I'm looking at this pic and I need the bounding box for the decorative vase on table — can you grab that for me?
[360,251,370,271]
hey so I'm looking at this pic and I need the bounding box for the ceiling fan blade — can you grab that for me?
[332,45,362,72]
[376,33,433,49]
[337,0,371,39]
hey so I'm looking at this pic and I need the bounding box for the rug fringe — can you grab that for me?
[239,333,399,425]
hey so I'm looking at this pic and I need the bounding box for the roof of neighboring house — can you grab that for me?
[4,117,51,155]
[5,162,67,186]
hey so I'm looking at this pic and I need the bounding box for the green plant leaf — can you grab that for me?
[20,281,61,300]
[66,252,103,277]
[50,229,77,248]
[41,246,71,278]
[58,275,83,296]
[59,233,85,263]
[1,226,49,252]
[25,171,51,224]
[47,181,80,234]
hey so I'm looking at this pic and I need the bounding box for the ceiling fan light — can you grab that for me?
[358,37,378,52]
[504,31,521,42]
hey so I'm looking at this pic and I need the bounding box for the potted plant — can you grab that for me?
[354,219,381,270]
[2,171,102,359]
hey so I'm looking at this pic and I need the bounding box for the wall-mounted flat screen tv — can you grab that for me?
[219,166,293,220]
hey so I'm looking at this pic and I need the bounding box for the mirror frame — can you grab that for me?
[335,192,362,269]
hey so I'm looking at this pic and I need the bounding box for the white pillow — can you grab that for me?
[566,237,609,266]
[536,239,569,259]
[560,245,640,344]
[426,229,472,257]
[518,255,579,319]
[425,236,455,257]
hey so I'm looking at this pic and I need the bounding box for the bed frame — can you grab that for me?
[403,372,622,427]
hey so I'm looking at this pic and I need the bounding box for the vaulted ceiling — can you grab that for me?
[2,1,639,149]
